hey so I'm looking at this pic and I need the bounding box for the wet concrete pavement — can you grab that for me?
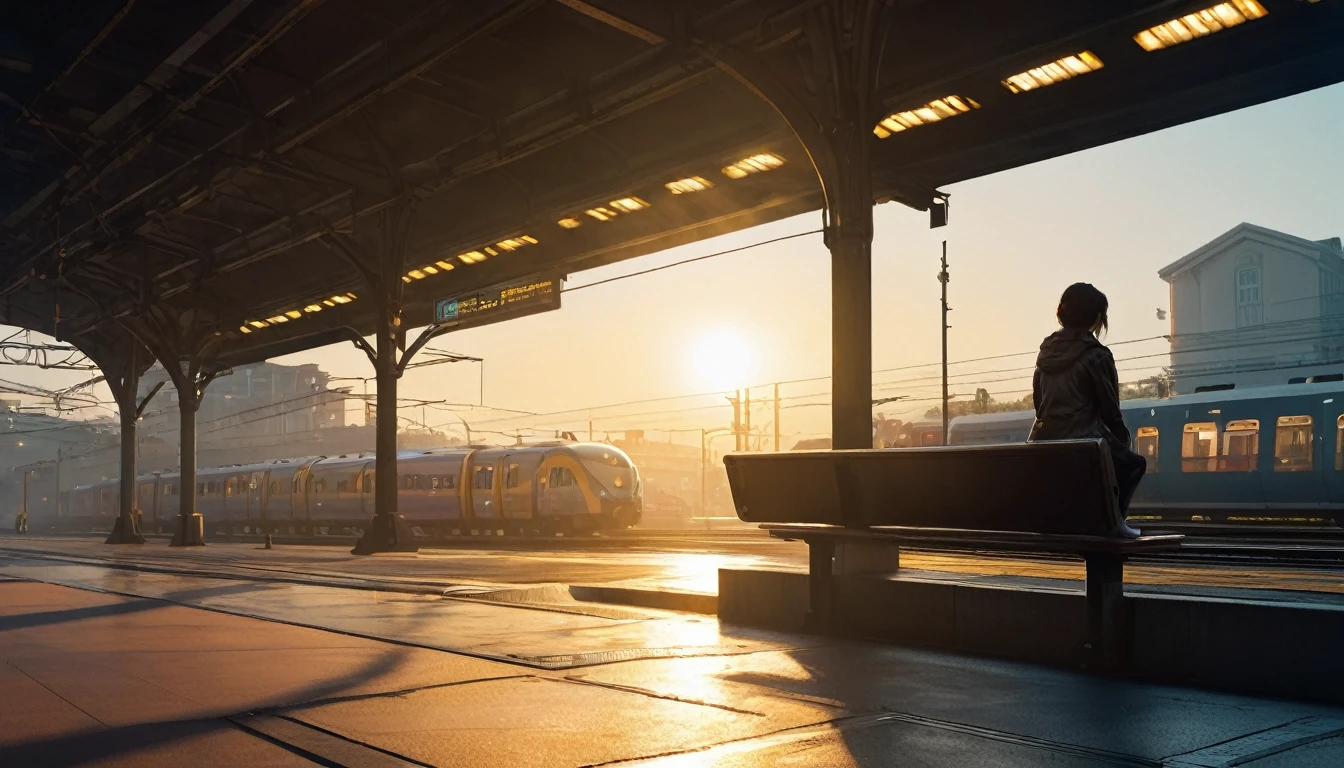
[3,533,1344,608]
[4,546,1344,766]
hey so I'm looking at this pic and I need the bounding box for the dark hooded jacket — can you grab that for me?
[1027,329,1130,453]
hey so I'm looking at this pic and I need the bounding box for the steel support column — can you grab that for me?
[826,175,874,450]
[76,332,157,544]
[171,379,205,546]
[123,311,225,548]
[350,204,419,555]
[687,2,885,449]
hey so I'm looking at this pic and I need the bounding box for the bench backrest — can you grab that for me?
[724,439,1123,538]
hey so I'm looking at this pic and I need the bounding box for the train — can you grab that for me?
[48,441,643,537]
[947,380,1344,527]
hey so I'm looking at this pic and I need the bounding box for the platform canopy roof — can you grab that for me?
[1,0,1341,369]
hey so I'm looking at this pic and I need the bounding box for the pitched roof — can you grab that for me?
[1158,223,1344,282]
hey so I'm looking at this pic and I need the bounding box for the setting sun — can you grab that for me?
[692,330,754,391]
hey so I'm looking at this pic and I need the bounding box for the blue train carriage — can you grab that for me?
[947,380,1344,528]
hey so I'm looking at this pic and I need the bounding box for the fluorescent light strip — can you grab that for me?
[1134,0,1268,52]
[873,96,979,138]
[666,176,714,194]
[721,153,784,179]
[1003,51,1103,94]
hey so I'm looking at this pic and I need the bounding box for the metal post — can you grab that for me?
[19,469,29,533]
[773,383,781,451]
[699,428,707,512]
[744,388,751,452]
[940,242,950,445]
[479,360,484,407]
[352,205,418,555]
[825,162,874,451]
[170,383,204,546]
[731,391,742,451]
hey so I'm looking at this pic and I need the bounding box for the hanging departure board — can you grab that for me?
[434,273,562,329]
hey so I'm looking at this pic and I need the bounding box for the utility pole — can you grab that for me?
[729,391,742,451]
[588,420,593,441]
[773,383,781,451]
[939,241,951,446]
[743,388,751,452]
[699,428,707,512]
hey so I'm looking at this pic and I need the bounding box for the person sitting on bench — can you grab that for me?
[1028,282,1146,519]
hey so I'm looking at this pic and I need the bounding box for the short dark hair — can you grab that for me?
[1057,283,1108,335]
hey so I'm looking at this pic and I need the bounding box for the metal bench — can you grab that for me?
[723,438,1183,670]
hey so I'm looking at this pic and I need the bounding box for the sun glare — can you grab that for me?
[692,330,753,390]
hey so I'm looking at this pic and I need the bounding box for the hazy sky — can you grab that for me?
[6,81,1343,447]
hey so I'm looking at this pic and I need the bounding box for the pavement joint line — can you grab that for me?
[252,674,535,715]
[0,544,716,618]
[231,714,431,768]
[589,709,1159,767]
[0,546,698,620]
[1160,716,1344,766]
[556,675,767,716]
[0,567,808,673]
[6,660,111,728]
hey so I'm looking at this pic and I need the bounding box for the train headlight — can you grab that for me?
[614,476,624,488]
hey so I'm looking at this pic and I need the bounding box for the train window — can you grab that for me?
[506,464,519,489]
[363,472,374,493]
[1274,416,1314,472]
[226,480,234,497]
[549,467,575,487]
[402,475,415,490]
[269,481,279,495]
[1219,420,1259,472]
[430,476,441,490]
[1181,423,1218,473]
[314,480,326,493]
[336,479,350,492]
[1337,415,1344,471]
[442,474,456,489]
[163,484,173,496]
[1135,427,1159,473]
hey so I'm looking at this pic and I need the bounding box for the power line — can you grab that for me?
[561,230,823,294]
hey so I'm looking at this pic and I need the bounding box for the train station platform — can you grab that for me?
[4,542,1344,766]
[2,532,1344,610]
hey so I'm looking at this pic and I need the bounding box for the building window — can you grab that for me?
[1236,267,1262,327]
[1219,420,1259,471]
[1181,422,1218,473]
[1274,416,1313,472]
[1135,426,1159,474]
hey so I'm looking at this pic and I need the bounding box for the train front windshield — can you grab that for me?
[572,445,639,497]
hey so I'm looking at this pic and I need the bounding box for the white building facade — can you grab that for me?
[1161,223,1344,394]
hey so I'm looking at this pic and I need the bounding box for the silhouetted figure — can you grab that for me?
[1028,283,1146,516]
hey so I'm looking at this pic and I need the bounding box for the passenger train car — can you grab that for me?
[947,381,1344,526]
[55,442,642,537]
